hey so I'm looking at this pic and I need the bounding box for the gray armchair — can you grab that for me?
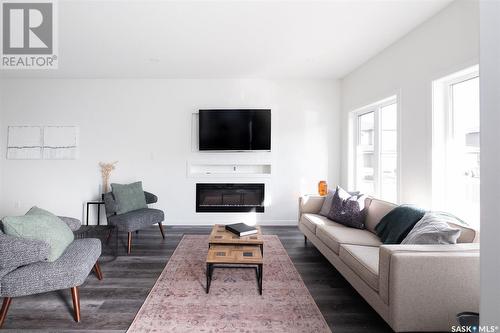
[0,217,102,328]
[102,191,165,254]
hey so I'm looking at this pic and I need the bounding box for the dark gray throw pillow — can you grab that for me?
[401,212,462,244]
[326,186,366,229]
[319,190,335,216]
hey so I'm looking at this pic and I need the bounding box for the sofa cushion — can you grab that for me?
[365,198,397,233]
[316,222,382,254]
[300,213,334,234]
[339,244,379,291]
[107,208,164,232]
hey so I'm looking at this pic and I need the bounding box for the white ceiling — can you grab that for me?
[0,0,453,79]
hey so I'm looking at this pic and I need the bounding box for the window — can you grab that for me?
[433,66,479,227]
[351,96,398,202]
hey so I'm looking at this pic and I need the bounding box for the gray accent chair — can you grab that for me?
[0,217,102,328]
[103,191,165,254]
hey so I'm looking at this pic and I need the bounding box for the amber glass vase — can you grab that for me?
[318,181,328,196]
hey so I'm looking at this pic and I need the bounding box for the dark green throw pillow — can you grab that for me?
[111,181,148,215]
[375,205,426,244]
[2,206,74,262]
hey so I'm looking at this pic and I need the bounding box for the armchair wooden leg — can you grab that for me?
[93,262,103,280]
[70,287,81,323]
[0,297,12,329]
[127,232,132,254]
[105,228,113,244]
[158,222,165,239]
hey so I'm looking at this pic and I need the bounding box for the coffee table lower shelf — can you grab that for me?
[206,245,263,295]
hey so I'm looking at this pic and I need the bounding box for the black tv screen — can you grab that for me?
[199,109,271,151]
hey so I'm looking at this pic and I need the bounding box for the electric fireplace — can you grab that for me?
[196,183,265,213]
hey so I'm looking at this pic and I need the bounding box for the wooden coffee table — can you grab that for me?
[208,224,263,254]
[206,224,264,294]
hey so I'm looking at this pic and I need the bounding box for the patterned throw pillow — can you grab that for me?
[319,189,361,217]
[401,212,462,244]
[326,186,366,229]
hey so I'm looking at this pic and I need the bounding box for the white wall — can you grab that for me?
[340,0,479,207]
[479,0,500,326]
[0,79,340,225]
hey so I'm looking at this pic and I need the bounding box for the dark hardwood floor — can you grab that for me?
[1,226,393,333]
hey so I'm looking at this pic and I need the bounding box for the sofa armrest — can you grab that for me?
[379,244,479,332]
[58,216,82,231]
[298,195,325,217]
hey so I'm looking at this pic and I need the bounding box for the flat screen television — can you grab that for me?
[199,109,271,151]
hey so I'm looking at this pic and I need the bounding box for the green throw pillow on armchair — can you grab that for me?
[111,181,148,215]
[27,206,61,218]
[2,206,74,262]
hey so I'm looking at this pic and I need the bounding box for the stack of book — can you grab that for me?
[225,223,258,237]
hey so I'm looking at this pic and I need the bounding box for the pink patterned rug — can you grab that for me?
[127,235,331,333]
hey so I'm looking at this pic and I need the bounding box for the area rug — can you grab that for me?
[127,235,331,333]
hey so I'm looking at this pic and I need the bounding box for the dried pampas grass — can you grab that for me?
[99,161,118,193]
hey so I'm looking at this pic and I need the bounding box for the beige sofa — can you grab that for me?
[298,195,479,332]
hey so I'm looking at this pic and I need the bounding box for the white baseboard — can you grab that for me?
[87,219,298,227]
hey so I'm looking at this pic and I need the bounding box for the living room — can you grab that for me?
[0,0,499,332]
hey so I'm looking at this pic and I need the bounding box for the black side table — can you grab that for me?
[77,201,117,255]
[86,201,105,225]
